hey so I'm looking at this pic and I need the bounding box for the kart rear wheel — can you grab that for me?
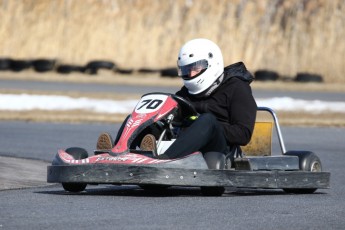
[200,152,225,196]
[62,147,89,192]
[283,151,322,194]
[200,186,225,196]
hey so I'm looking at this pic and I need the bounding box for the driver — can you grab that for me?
[96,38,257,161]
[152,38,257,159]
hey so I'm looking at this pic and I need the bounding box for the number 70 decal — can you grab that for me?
[134,94,168,113]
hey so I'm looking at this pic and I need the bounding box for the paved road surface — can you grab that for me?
[0,79,344,229]
[0,121,344,230]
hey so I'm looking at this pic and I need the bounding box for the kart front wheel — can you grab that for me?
[65,147,89,160]
[283,151,322,194]
[62,183,87,193]
[62,147,89,192]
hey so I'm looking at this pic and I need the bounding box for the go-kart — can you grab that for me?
[47,92,330,196]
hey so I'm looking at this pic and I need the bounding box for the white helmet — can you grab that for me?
[177,38,224,95]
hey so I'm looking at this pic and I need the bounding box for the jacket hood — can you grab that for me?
[223,62,254,84]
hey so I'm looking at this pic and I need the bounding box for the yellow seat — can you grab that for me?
[241,122,273,156]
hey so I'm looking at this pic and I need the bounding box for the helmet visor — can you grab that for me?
[178,60,208,80]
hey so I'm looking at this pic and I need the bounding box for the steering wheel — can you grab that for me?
[171,95,198,123]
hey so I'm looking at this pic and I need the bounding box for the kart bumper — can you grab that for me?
[47,164,330,189]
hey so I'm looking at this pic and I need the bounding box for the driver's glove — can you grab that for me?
[182,115,198,127]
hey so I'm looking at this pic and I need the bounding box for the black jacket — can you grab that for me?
[175,62,257,146]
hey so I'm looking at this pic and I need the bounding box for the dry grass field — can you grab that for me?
[0,0,344,83]
[1,0,344,126]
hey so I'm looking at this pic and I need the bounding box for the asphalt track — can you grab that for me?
[0,122,345,229]
[1,80,345,229]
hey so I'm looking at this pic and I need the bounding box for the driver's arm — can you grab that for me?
[222,81,257,146]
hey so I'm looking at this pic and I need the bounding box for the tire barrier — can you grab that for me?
[56,64,85,74]
[84,60,115,75]
[137,68,160,74]
[10,59,32,72]
[294,72,323,83]
[160,67,178,78]
[32,59,56,73]
[0,57,325,84]
[115,68,134,74]
[254,70,279,81]
[0,58,11,71]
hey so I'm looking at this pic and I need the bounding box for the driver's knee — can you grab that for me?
[195,113,222,134]
[197,113,218,126]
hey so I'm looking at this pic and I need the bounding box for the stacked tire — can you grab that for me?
[32,59,56,73]
[0,58,11,71]
[56,64,85,74]
[160,67,178,78]
[1,57,325,83]
[294,73,323,83]
[254,70,279,81]
[9,59,32,72]
[84,60,115,75]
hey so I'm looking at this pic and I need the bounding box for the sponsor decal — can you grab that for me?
[94,154,170,164]
[96,156,130,162]
[135,113,147,119]
[123,117,143,138]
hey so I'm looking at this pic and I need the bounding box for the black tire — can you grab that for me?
[10,59,32,72]
[294,73,323,83]
[62,147,88,192]
[200,186,225,197]
[115,68,134,74]
[254,70,279,81]
[160,67,178,78]
[138,68,159,74]
[65,147,89,160]
[32,59,56,72]
[86,60,115,70]
[84,60,115,75]
[0,58,11,71]
[56,64,85,74]
[200,152,225,196]
[62,183,87,193]
[283,151,322,194]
